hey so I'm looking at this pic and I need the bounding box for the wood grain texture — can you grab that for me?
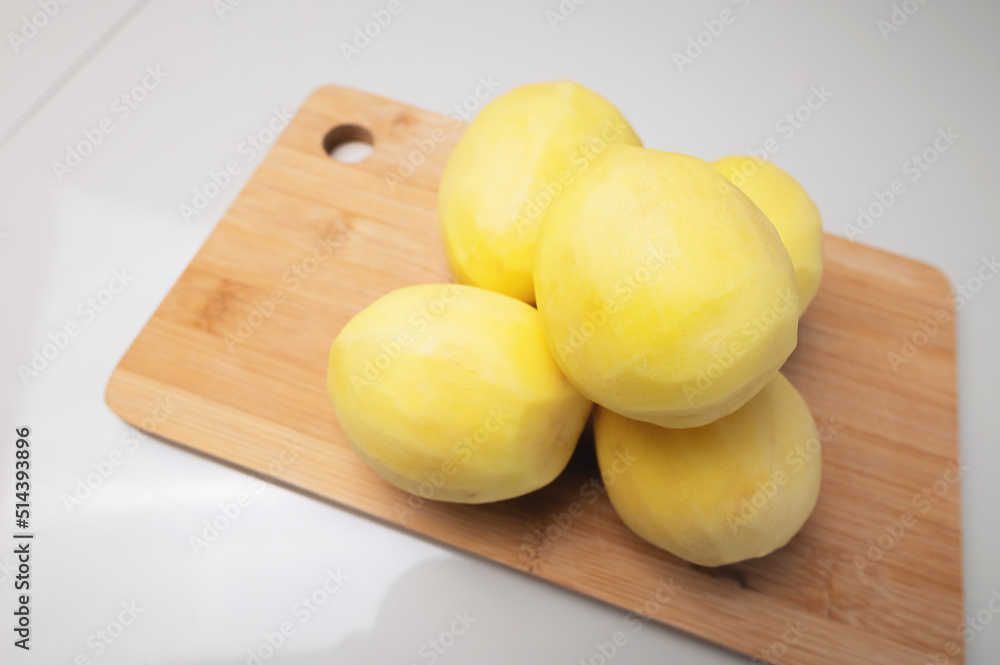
[106,86,963,664]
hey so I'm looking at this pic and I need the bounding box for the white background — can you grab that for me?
[1,0,998,663]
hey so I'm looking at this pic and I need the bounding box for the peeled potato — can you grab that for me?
[327,284,591,503]
[439,80,642,304]
[595,373,822,567]
[712,156,824,315]
[534,144,799,428]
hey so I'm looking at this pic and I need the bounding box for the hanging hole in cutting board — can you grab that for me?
[324,124,373,163]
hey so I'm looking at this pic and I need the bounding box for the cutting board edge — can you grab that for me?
[104,369,955,665]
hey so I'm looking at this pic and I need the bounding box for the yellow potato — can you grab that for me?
[439,80,641,304]
[327,284,592,503]
[712,156,824,315]
[595,373,822,567]
[534,145,799,428]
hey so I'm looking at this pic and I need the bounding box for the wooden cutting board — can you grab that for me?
[106,86,963,664]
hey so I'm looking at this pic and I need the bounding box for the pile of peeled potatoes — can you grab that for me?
[327,80,825,567]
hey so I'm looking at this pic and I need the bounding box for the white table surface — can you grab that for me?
[2,0,998,663]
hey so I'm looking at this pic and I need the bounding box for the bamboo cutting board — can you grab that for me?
[106,86,963,664]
